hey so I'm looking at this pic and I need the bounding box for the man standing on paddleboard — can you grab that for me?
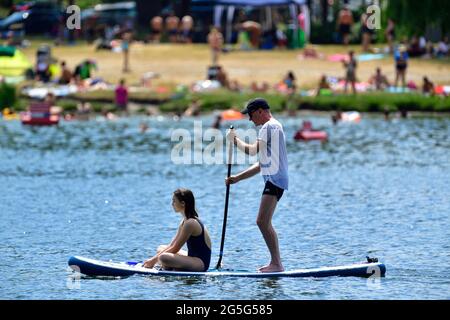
[226,98,288,273]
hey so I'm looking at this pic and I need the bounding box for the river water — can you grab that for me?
[0,113,449,299]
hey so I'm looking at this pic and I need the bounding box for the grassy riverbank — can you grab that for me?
[163,91,450,113]
[2,41,450,114]
[70,90,450,114]
[2,84,450,114]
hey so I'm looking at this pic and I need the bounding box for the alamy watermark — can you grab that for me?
[64,4,381,31]
[66,5,81,30]
[67,265,81,289]
[366,264,382,289]
[366,5,382,30]
[170,121,282,175]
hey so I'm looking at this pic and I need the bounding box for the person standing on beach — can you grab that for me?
[208,27,224,66]
[395,44,409,89]
[226,98,288,273]
[360,13,374,53]
[343,50,357,95]
[180,15,194,43]
[337,4,354,46]
[121,31,132,73]
[150,16,163,43]
[166,12,180,43]
[385,19,396,54]
[115,79,129,115]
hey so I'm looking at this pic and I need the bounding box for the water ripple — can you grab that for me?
[0,114,449,299]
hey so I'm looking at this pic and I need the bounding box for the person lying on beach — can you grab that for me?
[143,189,212,272]
[251,81,269,93]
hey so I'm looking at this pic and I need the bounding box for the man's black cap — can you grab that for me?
[241,98,270,114]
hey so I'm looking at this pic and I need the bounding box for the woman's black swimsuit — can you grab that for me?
[186,219,211,271]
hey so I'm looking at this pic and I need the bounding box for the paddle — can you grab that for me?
[216,125,234,269]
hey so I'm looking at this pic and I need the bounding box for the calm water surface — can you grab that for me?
[0,114,449,299]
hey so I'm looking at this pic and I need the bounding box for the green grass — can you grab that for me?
[296,93,450,113]
[159,91,450,114]
[0,83,17,109]
[4,82,450,114]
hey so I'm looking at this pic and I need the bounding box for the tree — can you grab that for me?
[2,0,12,8]
[386,0,450,37]
[135,0,162,27]
[320,0,328,24]
[179,0,191,17]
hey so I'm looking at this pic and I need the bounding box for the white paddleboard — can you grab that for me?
[68,256,386,278]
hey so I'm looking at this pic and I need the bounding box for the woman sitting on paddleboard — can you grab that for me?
[143,189,212,272]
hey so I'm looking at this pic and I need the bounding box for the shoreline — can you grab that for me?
[3,81,450,117]
[6,96,450,120]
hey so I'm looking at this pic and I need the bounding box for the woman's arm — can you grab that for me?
[145,220,194,268]
[167,222,184,247]
[143,223,185,268]
[167,220,196,253]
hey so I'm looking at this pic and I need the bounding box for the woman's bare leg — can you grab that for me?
[158,253,205,271]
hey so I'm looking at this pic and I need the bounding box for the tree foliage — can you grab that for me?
[386,0,450,36]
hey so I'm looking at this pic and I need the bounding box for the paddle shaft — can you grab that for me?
[216,125,234,269]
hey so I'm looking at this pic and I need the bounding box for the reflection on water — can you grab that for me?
[0,114,449,299]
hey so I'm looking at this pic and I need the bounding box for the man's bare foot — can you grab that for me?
[258,264,284,273]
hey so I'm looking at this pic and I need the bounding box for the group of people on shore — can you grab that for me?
[205,66,297,95]
[337,4,449,59]
[33,77,129,122]
[315,49,440,96]
[34,57,98,86]
[399,35,449,59]
[149,13,194,44]
[208,58,439,97]
[336,4,382,52]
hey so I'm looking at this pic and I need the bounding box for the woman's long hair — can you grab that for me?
[173,188,198,219]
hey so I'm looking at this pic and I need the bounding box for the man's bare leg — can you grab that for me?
[256,194,284,272]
